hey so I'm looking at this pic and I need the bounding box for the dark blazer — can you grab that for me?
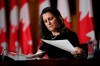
[40,29,80,59]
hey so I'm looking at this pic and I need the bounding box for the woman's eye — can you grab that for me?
[43,17,53,23]
[49,17,53,20]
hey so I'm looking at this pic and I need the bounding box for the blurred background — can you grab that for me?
[0,0,100,60]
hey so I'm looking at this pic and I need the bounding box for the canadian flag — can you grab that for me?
[8,0,19,59]
[77,0,96,58]
[57,0,72,30]
[0,0,7,55]
[19,0,33,55]
[77,0,96,44]
[39,0,50,15]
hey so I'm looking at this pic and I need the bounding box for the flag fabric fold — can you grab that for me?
[77,0,96,59]
[0,0,7,55]
[8,0,19,59]
[19,0,33,55]
[77,0,96,44]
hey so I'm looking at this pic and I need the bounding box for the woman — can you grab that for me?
[26,7,86,59]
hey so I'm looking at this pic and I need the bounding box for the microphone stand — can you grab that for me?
[1,49,8,60]
[0,49,16,61]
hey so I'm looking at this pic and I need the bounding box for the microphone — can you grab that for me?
[0,49,14,61]
[1,49,8,60]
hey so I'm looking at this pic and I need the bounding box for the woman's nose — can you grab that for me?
[47,20,51,25]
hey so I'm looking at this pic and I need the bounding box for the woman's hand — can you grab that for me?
[71,47,85,58]
[25,50,46,59]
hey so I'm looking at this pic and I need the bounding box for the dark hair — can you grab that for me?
[40,7,68,39]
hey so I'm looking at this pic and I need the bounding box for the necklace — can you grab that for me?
[51,32,60,39]
[51,35,57,39]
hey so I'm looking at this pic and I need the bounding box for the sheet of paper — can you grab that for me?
[41,39,75,52]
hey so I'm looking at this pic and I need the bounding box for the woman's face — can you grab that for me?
[42,12,59,32]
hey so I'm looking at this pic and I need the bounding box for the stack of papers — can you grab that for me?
[41,39,75,52]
